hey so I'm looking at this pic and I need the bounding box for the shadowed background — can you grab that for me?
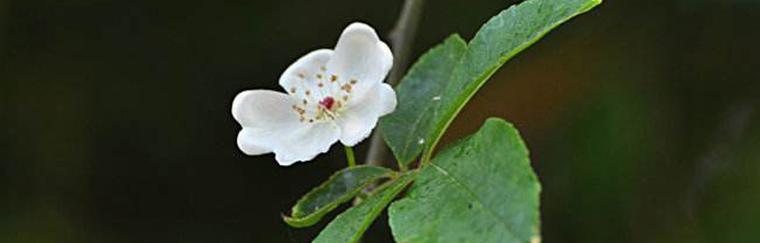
[2,0,759,242]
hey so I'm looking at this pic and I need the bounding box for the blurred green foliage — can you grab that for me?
[2,0,759,242]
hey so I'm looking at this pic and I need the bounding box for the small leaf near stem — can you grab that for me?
[284,166,393,227]
[345,146,356,167]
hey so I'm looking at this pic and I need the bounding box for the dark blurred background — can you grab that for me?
[2,0,759,242]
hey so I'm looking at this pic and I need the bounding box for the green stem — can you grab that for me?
[344,146,356,167]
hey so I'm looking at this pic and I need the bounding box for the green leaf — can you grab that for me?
[283,165,393,228]
[388,118,541,243]
[379,35,467,165]
[314,172,416,243]
[381,0,601,165]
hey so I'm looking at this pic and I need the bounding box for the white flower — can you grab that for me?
[232,23,396,166]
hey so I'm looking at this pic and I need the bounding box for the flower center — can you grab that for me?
[288,68,361,123]
[319,97,335,110]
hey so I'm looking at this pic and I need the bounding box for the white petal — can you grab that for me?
[232,90,295,128]
[231,90,340,166]
[336,83,397,146]
[273,122,340,165]
[327,22,393,99]
[376,82,397,116]
[237,128,271,155]
[279,49,334,100]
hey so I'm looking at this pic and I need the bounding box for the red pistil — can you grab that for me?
[319,97,335,110]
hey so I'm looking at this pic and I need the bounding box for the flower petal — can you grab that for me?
[376,82,397,116]
[335,83,397,146]
[273,122,340,165]
[237,128,271,155]
[279,49,334,100]
[327,22,393,99]
[232,90,340,166]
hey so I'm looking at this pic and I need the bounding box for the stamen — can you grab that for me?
[341,84,352,93]
[288,70,350,123]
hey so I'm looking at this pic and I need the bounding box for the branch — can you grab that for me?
[365,0,426,167]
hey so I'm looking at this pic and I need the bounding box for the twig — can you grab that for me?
[365,0,426,168]
[683,101,755,218]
